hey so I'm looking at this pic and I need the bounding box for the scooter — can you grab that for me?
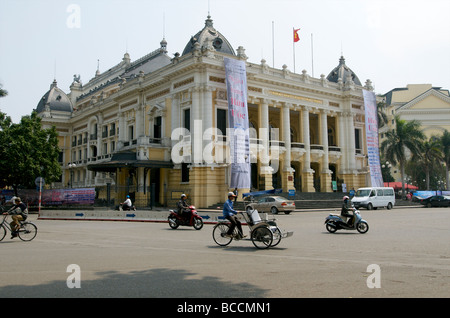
[117,204,136,211]
[168,205,203,230]
[324,208,369,234]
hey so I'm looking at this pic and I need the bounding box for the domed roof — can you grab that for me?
[182,15,235,56]
[36,79,73,113]
[326,56,361,86]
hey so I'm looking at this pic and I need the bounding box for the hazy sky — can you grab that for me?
[1,0,449,123]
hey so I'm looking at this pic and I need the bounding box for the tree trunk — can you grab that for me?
[446,163,450,191]
[400,160,405,199]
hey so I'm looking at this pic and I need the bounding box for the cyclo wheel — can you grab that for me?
[271,227,282,247]
[251,226,273,249]
[18,222,37,241]
[212,223,233,246]
[0,224,6,241]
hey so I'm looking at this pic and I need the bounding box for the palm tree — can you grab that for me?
[414,136,443,190]
[376,100,388,128]
[381,116,425,198]
[0,84,8,98]
[441,130,450,190]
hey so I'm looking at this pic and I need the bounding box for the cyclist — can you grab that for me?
[3,197,28,238]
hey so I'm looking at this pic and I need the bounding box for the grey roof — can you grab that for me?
[121,48,171,77]
[36,80,73,113]
[182,15,235,56]
[326,56,361,86]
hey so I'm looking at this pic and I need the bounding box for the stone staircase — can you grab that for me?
[207,192,420,210]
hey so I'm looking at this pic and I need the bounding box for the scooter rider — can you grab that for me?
[177,194,191,219]
[341,196,354,226]
[122,195,133,211]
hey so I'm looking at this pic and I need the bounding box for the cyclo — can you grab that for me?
[212,208,293,249]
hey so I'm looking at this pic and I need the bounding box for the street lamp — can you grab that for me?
[382,161,392,186]
[68,163,76,188]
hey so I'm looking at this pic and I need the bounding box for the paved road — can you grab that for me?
[0,207,449,298]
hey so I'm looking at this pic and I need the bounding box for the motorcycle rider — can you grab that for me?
[341,196,354,226]
[177,194,191,219]
[122,195,133,211]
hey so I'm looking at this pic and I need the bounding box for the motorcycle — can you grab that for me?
[168,205,203,230]
[117,204,136,211]
[324,207,369,234]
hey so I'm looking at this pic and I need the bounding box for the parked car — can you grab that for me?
[245,196,295,214]
[419,195,450,207]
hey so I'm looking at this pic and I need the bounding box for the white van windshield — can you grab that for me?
[355,189,371,197]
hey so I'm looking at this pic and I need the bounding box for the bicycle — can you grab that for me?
[0,209,38,242]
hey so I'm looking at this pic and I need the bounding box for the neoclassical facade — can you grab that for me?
[36,16,375,208]
[381,84,450,138]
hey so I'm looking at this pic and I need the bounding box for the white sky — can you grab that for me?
[1,0,449,123]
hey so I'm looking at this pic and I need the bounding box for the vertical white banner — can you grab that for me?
[363,89,384,187]
[224,57,251,189]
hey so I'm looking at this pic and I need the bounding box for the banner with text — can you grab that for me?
[224,57,251,189]
[363,89,384,187]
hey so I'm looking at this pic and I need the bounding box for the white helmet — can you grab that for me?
[343,196,349,201]
[228,192,236,197]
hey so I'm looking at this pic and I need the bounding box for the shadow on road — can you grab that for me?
[0,267,268,298]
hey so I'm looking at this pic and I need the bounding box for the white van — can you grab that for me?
[351,187,395,210]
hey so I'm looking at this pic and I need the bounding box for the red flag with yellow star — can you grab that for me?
[293,28,300,42]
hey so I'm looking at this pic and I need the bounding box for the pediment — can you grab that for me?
[399,89,450,111]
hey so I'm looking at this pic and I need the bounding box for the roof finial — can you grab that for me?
[95,59,100,77]
[205,14,213,27]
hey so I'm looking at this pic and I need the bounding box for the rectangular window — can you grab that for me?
[355,129,361,151]
[183,109,190,131]
[217,108,227,136]
[181,162,189,183]
[154,116,162,139]
[128,126,134,141]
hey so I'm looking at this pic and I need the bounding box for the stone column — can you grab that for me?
[191,86,202,164]
[258,99,273,190]
[320,110,332,192]
[282,103,294,192]
[301,107,315,192]
[118,112,126,149]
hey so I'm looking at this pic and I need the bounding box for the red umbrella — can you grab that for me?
[383,182,418,190]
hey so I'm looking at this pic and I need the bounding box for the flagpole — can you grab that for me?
[272,21,275,68]
[311,33,314,77]
[293,28,296,73]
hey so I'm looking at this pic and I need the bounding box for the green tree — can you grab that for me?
[441,130,450,190]
[413,136,443,190]
[0,84,7,97]
[0,111,61,195]
[381,116,425,198]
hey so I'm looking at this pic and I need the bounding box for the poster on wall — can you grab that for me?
[363,89,384,187]
[2,188,96,207]
[224,57,251,189]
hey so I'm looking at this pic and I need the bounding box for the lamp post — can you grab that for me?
[382,161,392,187]
[68,163,76,188]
